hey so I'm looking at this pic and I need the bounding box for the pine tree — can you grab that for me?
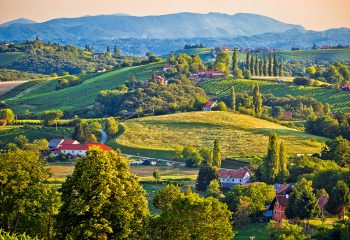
[254,54,258,76]
[263,53,268,76]
[264,133,280,183]
[107,46,111,53]
[252,83,262,115]
[250,55,255,75]
[113,45,120,57]
[35,36,40,42]
[279,141,289,183]
[268,52,273,76]
[230,86,236,111]
[246,52,250,71]
[213,139,222,168]
[279,60,284,77]
[273,52,279,76]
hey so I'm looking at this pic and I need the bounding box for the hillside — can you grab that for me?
[112,111,328,158]
[198,78,350,112]
[4,62,163,114]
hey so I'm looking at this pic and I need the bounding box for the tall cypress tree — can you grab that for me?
[259,57,263,76]
[232,48,242,78]
[252,83,262,115]
[279,60,284,77]
[230,86,236,111]
[264,133,280,183]
[263,53,268,76]
[254,54,259,76]
[279,141,289,183]
[268,52,273,76]
[246,52,250,71]
[250,55,255,75]
[232,48,238,70]
[213,139,222,168]
[273,52,278,76]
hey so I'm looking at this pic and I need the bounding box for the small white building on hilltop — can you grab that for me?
[218,167,251,189]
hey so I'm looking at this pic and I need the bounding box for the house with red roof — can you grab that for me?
[202,100,218,111]
[154,76,166,85]
[58,143,112,156]
[218,167,251,189]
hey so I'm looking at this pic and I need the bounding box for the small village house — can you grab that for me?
[218,167,251,189]
[163,64,174,72]
[154,75,166,85]
[202,100,218,111]
[48,139,79,150]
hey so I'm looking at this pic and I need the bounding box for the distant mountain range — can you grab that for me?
[0,12,349,55]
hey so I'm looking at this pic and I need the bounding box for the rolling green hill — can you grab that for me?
[0,52,27,66]
[4,62,163,114]
[111,111,328,159]
[198,78,350,112]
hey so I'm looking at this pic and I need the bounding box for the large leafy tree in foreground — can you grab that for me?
[57,148,149,240]
[150,189,234,240]
[0,150,60,239]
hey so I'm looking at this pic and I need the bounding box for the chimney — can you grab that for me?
[286,194,289,199]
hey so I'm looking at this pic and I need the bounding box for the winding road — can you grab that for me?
[100,124,108,144]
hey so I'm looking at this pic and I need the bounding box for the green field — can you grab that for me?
[0,125,72,148]
[112,111,328,158]
[198,78,350,112]
[3,62,163,114]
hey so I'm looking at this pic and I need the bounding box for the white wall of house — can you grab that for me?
[61,149,87,156]
[220,173,250,184]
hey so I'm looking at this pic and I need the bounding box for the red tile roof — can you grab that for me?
[276,194,290,206]
[203,101,217,108]
[87,143,112,151]
[219,168,250,179]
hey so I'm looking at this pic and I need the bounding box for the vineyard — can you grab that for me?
[198,78,350,112]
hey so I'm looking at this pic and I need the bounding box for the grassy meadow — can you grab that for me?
[198,78,350,112]
[113,111,328,158]
[4,62,163,114]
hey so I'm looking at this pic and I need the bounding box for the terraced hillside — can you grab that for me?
[4,62,163,114]
[113,111,328,158]
[198,78,350,112]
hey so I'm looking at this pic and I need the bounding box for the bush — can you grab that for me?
[293,77,313,86]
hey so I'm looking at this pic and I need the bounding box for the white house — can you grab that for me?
[163,64,174,72]
[218,167,251,189]
[58,143,112,157]
[202,100,218,111]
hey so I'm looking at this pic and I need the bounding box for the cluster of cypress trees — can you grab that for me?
[243,51,284,77]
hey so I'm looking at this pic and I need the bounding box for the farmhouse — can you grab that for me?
[192,70,227,81]
[163,64,174,72]
[59,143,112,157]
[218,167,251,189]
[48,139,79,150]
[202,100,218,111]
[269,183,329,222]
[154,75,166,85]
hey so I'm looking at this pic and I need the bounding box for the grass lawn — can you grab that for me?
[233,223,270,240]
[113,111,328,158]
[5,62,164,114]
